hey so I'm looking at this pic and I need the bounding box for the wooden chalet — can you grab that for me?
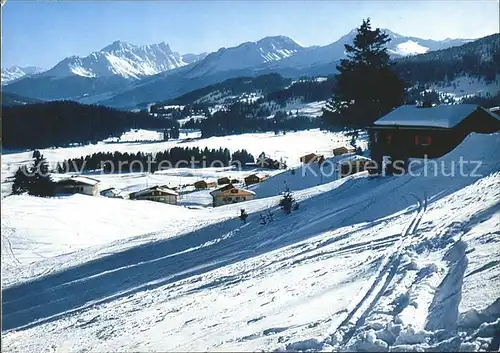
[210,184,256,207]
[129,185,178,205]
[244,174,263,186]
[333,146,356,156]
[300,153,325,164]
[217,177,231,185]
[100,187,122,198]
[55,175,100,196]
[368,104,500,167]
[194,180,209,189]
[339,155,376,178]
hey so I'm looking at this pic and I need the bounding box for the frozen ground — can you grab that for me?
[1,132,499,352]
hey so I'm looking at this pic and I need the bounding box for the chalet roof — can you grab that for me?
[333,146,355,152]
[57,175,100,186]
[300,153,319,158]
[216,188,256,197]
[210,183,235,196]
[244,174,261,179]
[339,155,372,165]
[373,104,499,129]
[131,185,178,197]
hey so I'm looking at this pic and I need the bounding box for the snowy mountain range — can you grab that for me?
[262,29,473,70]
[183,36,303,78]
[40,41,207,80]
[1,66,45,85]
[3,28,478,106]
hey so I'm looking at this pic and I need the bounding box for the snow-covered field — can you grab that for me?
[429,75,500,100]
[1,131,499,352]
[1,129,350,199]
[283,100,327,118]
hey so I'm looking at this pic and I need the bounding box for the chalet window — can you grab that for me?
[415,135,432,146]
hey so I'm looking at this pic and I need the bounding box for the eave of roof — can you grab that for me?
[373,104,499,129]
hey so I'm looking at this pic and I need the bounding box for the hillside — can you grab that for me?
[1,92,43,107]
[394,33,500,85]
[2,131,499,351]
[158,73,292,106]
[2,100,179,149]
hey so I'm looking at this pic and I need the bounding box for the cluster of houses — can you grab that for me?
[53,176,181,204]
[52,172,263,208]
[299,145,367,178]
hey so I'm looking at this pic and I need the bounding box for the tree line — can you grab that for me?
[200,100,323,137]
[264,76,337,106]
[56,147,259,173]
[2,100,180,149]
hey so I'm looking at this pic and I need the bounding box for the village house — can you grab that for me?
[210,184,256,207]
[217,177,231,185]
[333,146,356,156]
[300,153,325,164]
[55,175,100,196]
[368,104,500,172]
[210,183,235,196]
[339,155,376,178]
[100,187,122,198]
[194,180,209,189]
[244,174,263,186]
[193,180,217,189]
[129,185,178,205]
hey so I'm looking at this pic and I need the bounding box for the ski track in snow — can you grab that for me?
[330,193,427,347]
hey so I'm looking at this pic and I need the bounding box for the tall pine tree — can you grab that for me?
[11,150,55,197]
[323,19,405,128]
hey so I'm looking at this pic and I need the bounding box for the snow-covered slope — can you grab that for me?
[42,41,203,80]
[1,66,45,85]
[1,132,499,352]
[427,74,500,99]
[389,39,430,56]
[184,36,303,78]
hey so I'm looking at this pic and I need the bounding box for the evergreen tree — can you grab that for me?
[239,209,248,223]
[11,151,55,197]
[11,165,30,195]
[29,151,56,197]
[279,191,298,215]
[323,18,405,128]
[170,125,180,139]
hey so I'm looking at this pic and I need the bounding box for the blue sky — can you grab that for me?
[3,0,499,69]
